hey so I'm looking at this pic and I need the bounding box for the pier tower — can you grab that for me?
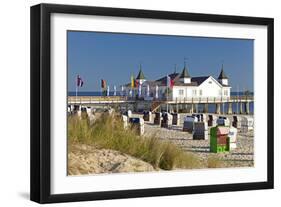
[179,61,191,84]
[218,64,229,86]
[136,64,146,85]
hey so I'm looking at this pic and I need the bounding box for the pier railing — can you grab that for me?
[170,96,254,103]
[68,95,253,105]
[68,96,131,104]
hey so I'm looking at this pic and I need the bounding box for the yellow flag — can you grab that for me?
[131,75,134,88]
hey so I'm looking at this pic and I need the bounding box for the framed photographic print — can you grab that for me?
[30,3,274,203]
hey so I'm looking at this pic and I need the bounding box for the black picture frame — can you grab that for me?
[30,3,274,204]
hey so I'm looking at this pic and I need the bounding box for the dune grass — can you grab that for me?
[207,155,223,168]
[68,113,201,170]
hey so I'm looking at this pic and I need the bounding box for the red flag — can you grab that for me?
[101,79,106,88]
[135,79,139,88]
[170,78,174,88]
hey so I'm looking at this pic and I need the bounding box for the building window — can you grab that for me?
[192,90,197,96]
[199,90,202,96]
[224,90,228,96]
[179,89,184,96]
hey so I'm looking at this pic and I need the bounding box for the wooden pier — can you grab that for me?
[68,95,254,114]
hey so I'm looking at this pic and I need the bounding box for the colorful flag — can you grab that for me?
[121,85,124,96]
[155,85,158,99]
[166,75,174,88]
[138,83,141,96]
[135,79,139,88]
[77,75,84,87]
[131,75,134,88]
[170,78,174,88]
[107,85,110,96]
[101,79,106,89]
[167,75,171,88]
[113,85,117,96]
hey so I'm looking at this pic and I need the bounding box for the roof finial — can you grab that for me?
[180,58,191,79]
[136,62,145,80]
[218,61,228,79]
[184,57,187,68]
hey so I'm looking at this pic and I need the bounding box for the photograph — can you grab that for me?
[67,31,254,175]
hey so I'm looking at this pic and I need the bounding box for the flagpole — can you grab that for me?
[166,86,169,113]
[237,85,239,114]
[166,75,168,112]
[222,87,224,114]
[76,76,78,103]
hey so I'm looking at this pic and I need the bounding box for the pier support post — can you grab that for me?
[216,103,221,114]
[227,102,233,114]
[190,104,194,114]
[204,103,208,113]
[176,103,179,113]
[195,104,199,113]
[240,102,243,114]
[245,102,250,114]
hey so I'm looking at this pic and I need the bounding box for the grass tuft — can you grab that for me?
[68,112,201,170]
[207,155,223,168]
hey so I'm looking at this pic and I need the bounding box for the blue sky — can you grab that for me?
[67,31,253,92]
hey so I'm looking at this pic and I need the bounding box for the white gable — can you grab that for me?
[198,76,222,88]
[196,76,230,98]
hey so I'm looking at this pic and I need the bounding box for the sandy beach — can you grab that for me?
[136,113,254,168]
[67,111,254,175]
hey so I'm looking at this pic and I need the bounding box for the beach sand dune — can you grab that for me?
[68,144,155,175]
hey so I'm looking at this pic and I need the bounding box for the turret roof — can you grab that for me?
[218,64,228,79]
[179,64,191,78]
[136,65,146,80]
